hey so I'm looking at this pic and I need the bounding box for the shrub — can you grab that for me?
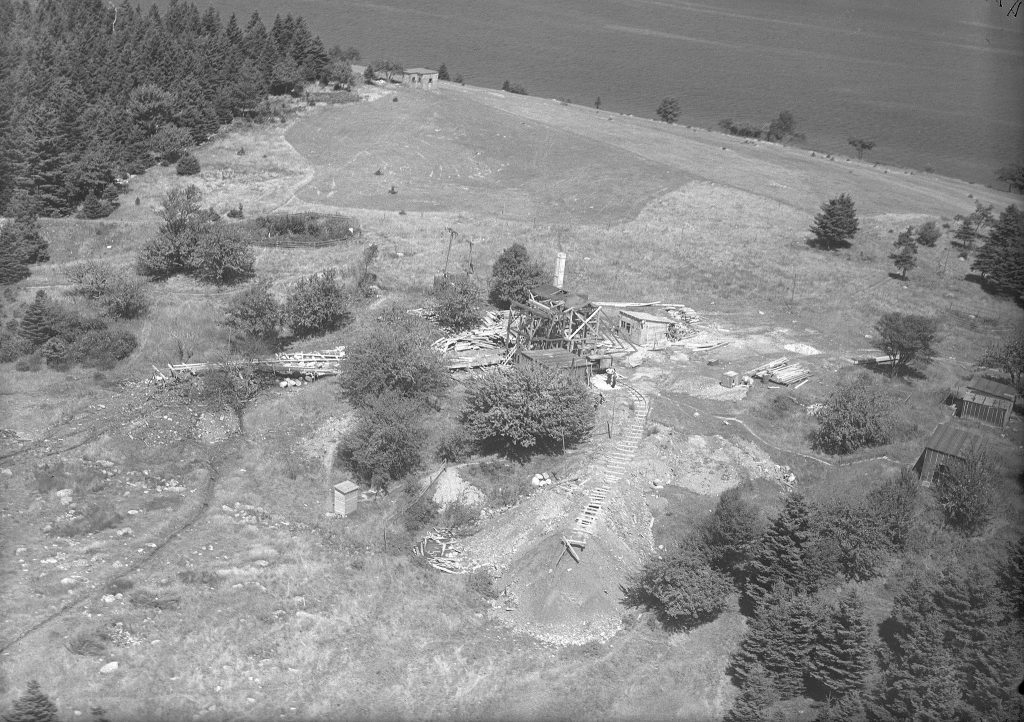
[69,327,138,368]
[225,279,281,341]
[432,274,483,332]
[488,243,546,309]
[437,422,476,462]
[186,226,255,284]
[915,220,942,247]
[933,446,997,535]
[65,261,149,319]
[284,269,348,337]
[812,375,898,454]
[0,329,32,362]
[338,391,426,492]
[342,307,450,407]
[625,548,733,630]
[462,364,596,455]
[465,569,498,599]
[176,153,201,175]
[80,192,111,219]
[656,97,680,124]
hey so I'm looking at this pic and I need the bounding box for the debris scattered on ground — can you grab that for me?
[783,342,820,356]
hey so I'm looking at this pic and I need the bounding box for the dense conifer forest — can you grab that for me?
[0,0,334,218]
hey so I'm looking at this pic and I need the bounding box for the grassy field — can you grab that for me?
[1,81,1022,720]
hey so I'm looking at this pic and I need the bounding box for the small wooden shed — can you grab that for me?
[918,424,982,484]
[618,310,676,348]
[958,376,1016,428]
[333,480,360,517]
[518,348,591,380]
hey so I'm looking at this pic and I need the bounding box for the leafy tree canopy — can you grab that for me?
[874,312,938,377]
[812,374,898,454]
[656,96,681,124]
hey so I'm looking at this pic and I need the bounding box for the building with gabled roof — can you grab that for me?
[958,376,1017,428]
[917,423,983,484]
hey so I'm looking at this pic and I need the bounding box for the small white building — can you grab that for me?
[403,68,439,89]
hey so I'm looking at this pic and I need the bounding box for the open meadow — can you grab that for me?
[1,80,1022,720]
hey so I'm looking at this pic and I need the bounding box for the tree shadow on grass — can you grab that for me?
[805,239,852,251]
[858,361,928,382]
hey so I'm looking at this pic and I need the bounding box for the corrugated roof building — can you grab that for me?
[918,424,983,484]
[958,376,1017,428]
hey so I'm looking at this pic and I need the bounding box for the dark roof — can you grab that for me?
[519,348,590,368]
[924,424,982,459]
[967,376,1017,402]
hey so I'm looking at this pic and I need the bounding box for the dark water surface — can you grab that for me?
[197,0,1024,185]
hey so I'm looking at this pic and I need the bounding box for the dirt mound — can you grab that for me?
[633,429,775,495]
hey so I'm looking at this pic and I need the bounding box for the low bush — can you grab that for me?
[225,279,281,342]
[436,423,476,462]
[624,546,734,630]
[64,261,150,319]
[284,269,348,338]
[176,153,201,176]
[432,274,483,332]
[465,569,498,599]
[812,375,898,454]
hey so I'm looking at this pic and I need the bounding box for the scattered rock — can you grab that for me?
[99,661,119,674]
[116,527,133,538]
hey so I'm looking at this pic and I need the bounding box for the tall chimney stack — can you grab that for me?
[553,251,567,289]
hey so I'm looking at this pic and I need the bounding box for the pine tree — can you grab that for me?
[437,63,449,81]
[810,589,871,697]
[726,663,781,722]
[3,679,59,722]
[743,493,816,612]
[889,226,917,279]
[0,229,31,284]
[81,192,106,219]
[809,194,859,250]
[488,242,546,309]
[20,290,56,347]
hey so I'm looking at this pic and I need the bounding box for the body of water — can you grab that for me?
[196,0,1024,186]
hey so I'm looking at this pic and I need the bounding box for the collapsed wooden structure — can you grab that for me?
[506,284,602,358]
[160,347,345,380]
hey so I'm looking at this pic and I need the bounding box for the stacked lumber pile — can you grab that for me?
[747,357,811,386]
[412,527,476,574]
[663,304,700,324]
[272,347,345,377]
[431,310,510,354]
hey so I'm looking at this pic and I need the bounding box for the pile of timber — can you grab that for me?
[431,310,510,354]
[747,357,811,386]
[663,304,700,324]
[162,346,346,380]
[412,527,472,574]
[852,354,895,366]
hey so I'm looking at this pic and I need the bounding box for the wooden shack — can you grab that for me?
[958,376,1016,428]
[518,348,591,380]
[618,310,676,348]
[918,424,982,484]
[333,480,360,517]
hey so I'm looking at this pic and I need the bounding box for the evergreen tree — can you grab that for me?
[488,242,546,309]
[889,226,917,279]
[731,586,823,698]
[743,493,817,612]
[0,239,31,284]
[810,589,872,698]
[80,192,107,219]
[2,679,59,722]
[809,194,859,250]
[19,290,57,347]
[702,486,763,580]
[437,63,449,81]
[972,204,1024,297]
[726,663,781,722]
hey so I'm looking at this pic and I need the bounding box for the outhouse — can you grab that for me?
[333,480,360,517]
[958,376,1016,428]
[917,424,982,484]
[722,371,738,388]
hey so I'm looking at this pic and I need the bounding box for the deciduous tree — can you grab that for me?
[338,390,425,492]
[978,326,1024,390]
[462,364,595,455]
[996,163,1024,194]
[284,269,347,337]
[656,97,680,124]
[933,445,997,535]
[225,279,281,341]
[874,312,938,377]
[342,307,450,407]
[432,274,483,332]
[812,375,898,454]
[847,137,875,159]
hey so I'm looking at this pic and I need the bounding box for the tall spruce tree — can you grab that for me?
[972,204,1024,297]
[743,493,817,612]
[20,290,57,347]
[725,663,781,722]
[810,589,872,698]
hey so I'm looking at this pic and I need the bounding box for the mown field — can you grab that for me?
[1,81,1022,720]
